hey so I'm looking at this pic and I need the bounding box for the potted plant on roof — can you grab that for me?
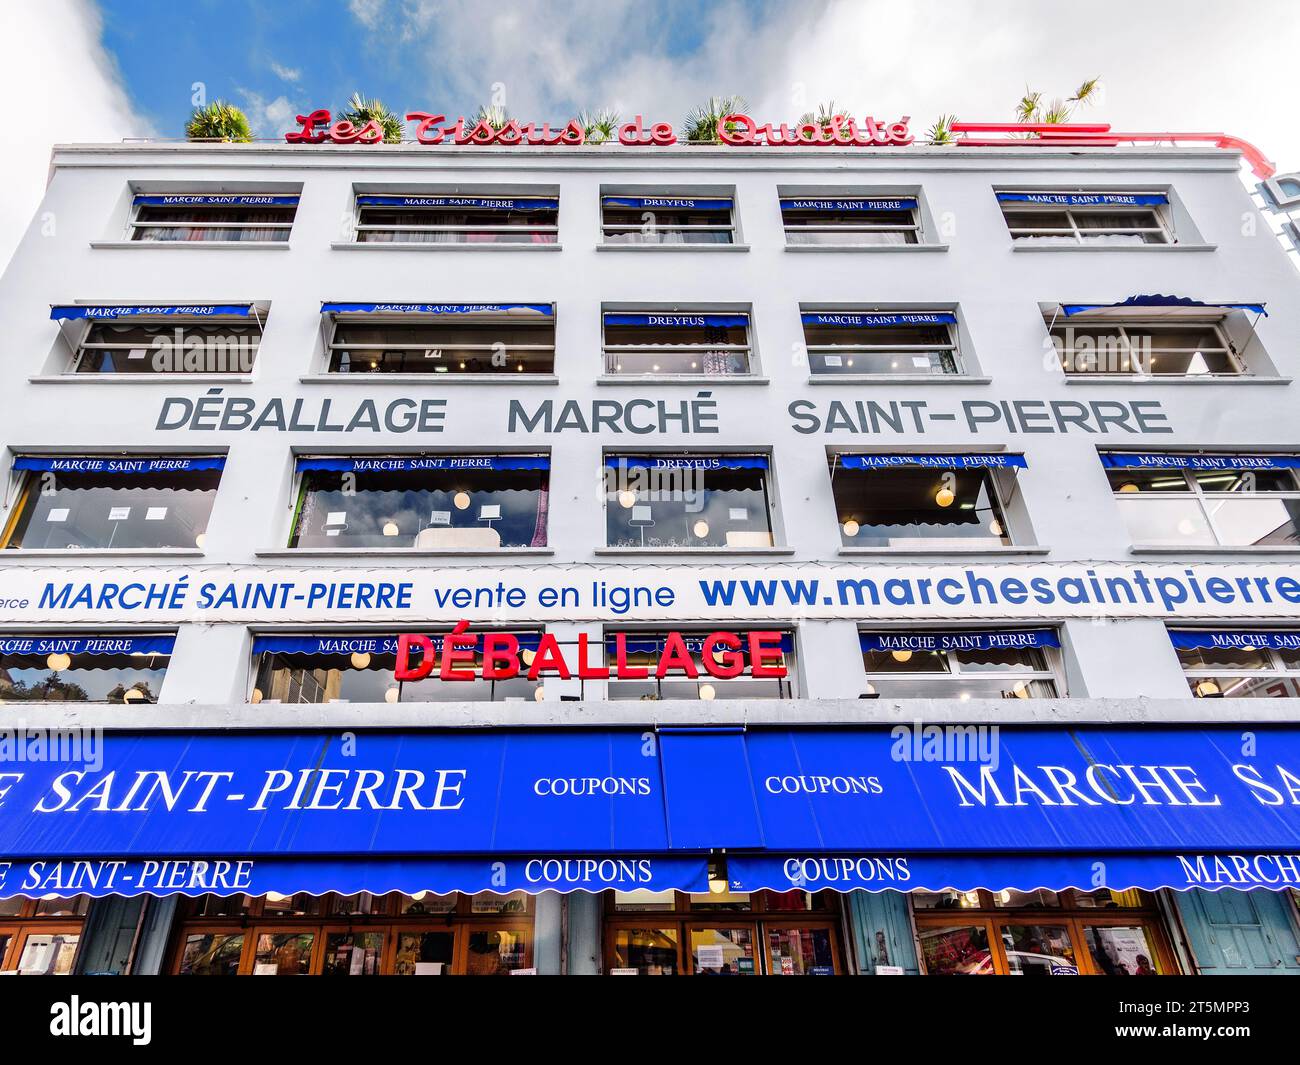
[682,96,749,144]
[578,108,621,145]
[338,92,404,143]
[185,101,252,143]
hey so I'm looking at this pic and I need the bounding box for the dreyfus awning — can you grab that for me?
[602,313,748,328]
[997,191,1169,207]
[4,726,1300,898]
[838,453,1026,470]
[355,196,558,211]
[605,455,768,471]
[321,302,553,316]
[51,304,254,321]
[801,311,956,328]
[294,456,550,473]
[1100,453,1300,470]
[602,196,732,211]
[780,197,918,211]
[1062,294,1267,317]
[11,456,225,474]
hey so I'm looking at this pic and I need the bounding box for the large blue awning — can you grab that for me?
[2,726,1299,897]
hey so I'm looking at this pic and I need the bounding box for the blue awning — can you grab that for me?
[603,313,748,328]
[605,455,768,471]
[295,455,549,474]
[51,304,253,321]
[801,311,956,328]
[838,453,1026,470]
[355,195,557,211]
[1062,295,1267,316]
[602,196,732,210]
[0,635,174,657]
[252,632,543,656]
[133,194,299,207]
[997,192,1168,207]
[607,633,795,655]
[12,456,225,474]
[1168,630,1300,652]
[321,302,553,316]
[780,197,917,211]
[859,629,1059,653]
[1100,453,1300,471]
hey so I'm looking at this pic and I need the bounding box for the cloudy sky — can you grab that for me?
[3,0,1298,266]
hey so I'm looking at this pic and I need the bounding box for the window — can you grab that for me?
[605,630,795,700]
[1171,629,1300,698]
[1050,319,1241,377]
[0,634,172,704]
[859,629,1061,699]
[288,455,550,550]
[52,305,262,376]
[0,896,90,975]
[250,631,545,704]
[780,194,920,246]
[601,193,735,245]
[602,311,752,377]
[353,193,557,244]
[172,892,533,975]
[1104,454,1300,548]
[1,455,223,551]
[605,455,774,549]
[997,190,1171,245]
[322,303,554,376]
[129,193,297,242]
[802,310,961,377]
[830,454,1022,548]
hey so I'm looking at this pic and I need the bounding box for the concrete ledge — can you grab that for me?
[298,374,558,386]
[255,547,556,558]
[29,375,255,385]
[596,244,750,252]
[90,241,290,251]
[330,241,561,252]
[596,375,767,386]
[838,546,1050,557]
[593,546,795,556]
[784,244,949,253]
[807,375,990,386]
[1011,243,1216,253]
[1061,376,1290,386]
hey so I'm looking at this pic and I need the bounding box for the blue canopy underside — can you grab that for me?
[1062,294,1267,316]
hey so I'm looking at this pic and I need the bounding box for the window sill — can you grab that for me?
[596,244,750,253]
[254,547,555,558]
[89,241,291,251]
[784,244,949,253]
[330,241,562,252]
[0,548,205,559]
[838,545,1049,557]
[1129,545,1300,556]
[594,546,795,557]
[1060,375,1290,386]
[596,375,767,386]
[29,374,254,385]
[299,373,558,386]
[1011,243,1216,253]
[807,374,990,386]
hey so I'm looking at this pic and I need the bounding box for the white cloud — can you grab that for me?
[0,0,152,271]
[349,0,387,29]
[270,61,302,84]
[240,91,299,137]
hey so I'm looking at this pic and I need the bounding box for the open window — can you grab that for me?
[604,629,795,700]
[997,190,1171,245]
[0,633,173,704]
[288,455,550,550]
[830,453,1026,548]
[128,193,297,242]
[1170,629,1300,699]
[353,192,558,244]
[320,303,554,376]
[801,309,961,377]
[1103,453,1300,548]
[600,192,735,245]
[50,303,262,376]
[602,311,752,377]
[859,628,1062,699]
[779,193,921,246]
[605,454,774,549]
[1,455,223,551]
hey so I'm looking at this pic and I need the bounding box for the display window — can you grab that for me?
[288,455,549,549]
[128,193,297,242]
[322,303,554,375]
[353,193,558,244]
[601,193,735,245]
[50,304,263,376]
[605,454,774,548]
[1,455,223,551]
[601,311,752,376]
[0,895,90,975]
[171,892,534,975]
[913,888,1177,975]
[859,628,1062,699]
[801,310,961,377]
[1103,453,1300,548]
[604,629,795,700]
[1170,628,1300,698]
[996,190,1171,245]
[779,194,921,246]
[1050,318,1240,377]
[604,889,844,975]
[0,633,172,704]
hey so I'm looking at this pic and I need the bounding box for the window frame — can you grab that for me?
[600,311,754,377]
[128,197,297,243]
[802,310,963,377]
[603,627,798,700]
[998,190,1173,244]
[1051,318,1242,378]
[858,628,1064,699]
[780,196,922,246]
[1172,628,1300,699]
[0,896,90,975]
[0,631,174,705]
[352,194,559,245]
[599,193,736,246]
[68,313,264,376]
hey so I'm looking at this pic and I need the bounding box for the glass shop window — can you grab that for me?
[997,190,1171,245]
[288,455,550,550]
[602,311,752,376]
[1,455,224,551]
[600,193,735,245]
[0,634,172,705]
[353,193,558,244]
[1104,454,1300,548]
[780,194,920,246]
[802,310,961,377]
[859,629,1062,699]
[324,303,555,375]
[250,631,546,705]
[830,454,1020,548]
[129,193,297,242]
[1171,629,1300,699]
[0,897,91,975]
[604,455,774,549]
[55,306,262,375]
[1050,318,1242,377]
[604,629,795,700]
